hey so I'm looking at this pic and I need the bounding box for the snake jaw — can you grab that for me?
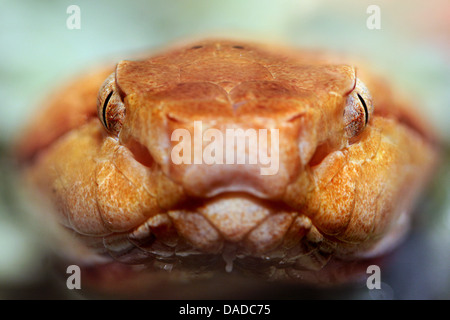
[100,193,336,277]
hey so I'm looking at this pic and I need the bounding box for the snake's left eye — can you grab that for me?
[97,72,125,136]
[343,78,373,139]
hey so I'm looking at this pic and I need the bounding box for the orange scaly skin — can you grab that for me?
[16,39,438,286]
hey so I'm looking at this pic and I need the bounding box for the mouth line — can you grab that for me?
[171,191,292,211]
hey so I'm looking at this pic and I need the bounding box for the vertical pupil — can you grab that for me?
[357,93,368,125]
[102,90,114,129]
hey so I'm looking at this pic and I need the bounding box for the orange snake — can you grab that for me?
[15,39,438,287]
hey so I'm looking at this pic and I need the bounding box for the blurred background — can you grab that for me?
[0,0,449,299]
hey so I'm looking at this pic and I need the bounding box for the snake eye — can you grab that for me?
[343,78,373,139]
[97,72,125,135]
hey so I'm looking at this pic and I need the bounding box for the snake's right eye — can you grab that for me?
[343,78,373,140]
[97,72,125,136]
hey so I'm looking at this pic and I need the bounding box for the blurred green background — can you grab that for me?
[0,0,449,299]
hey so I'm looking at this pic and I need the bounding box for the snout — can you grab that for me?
[121,85,322,200]
[165,120,301,199]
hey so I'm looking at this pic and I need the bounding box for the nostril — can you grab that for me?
[124,138,155,168]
